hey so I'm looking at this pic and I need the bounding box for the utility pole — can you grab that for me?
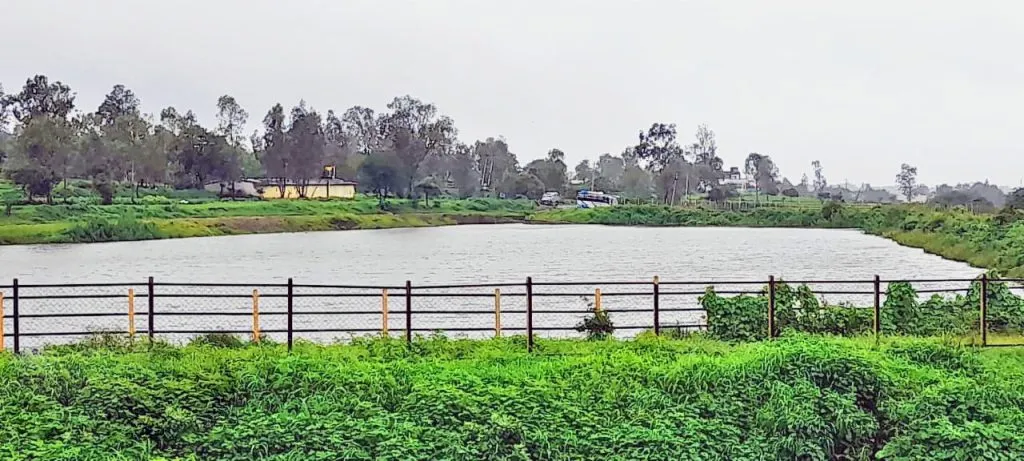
[670,172,679,206]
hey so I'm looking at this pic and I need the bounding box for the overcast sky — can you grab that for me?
[3,0,1022,187]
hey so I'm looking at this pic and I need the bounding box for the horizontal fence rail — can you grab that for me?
[1,275,1022,353]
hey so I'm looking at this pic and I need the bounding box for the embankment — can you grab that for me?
[531,205,1024,277]
[2,335,1022,459]
[3,200,1023,278]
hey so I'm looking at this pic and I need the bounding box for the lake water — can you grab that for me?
[0,225,982,348]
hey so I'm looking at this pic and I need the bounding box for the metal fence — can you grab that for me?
[0,275,1020,353]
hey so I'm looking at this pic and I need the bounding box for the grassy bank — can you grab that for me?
[0,197,533,244]
[532,205,1024,277]
[2,335,1023,459]
[4,196,1024,278]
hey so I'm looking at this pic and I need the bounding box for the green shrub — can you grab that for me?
[3,336,1024,459]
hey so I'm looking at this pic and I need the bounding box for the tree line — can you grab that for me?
[0,74,1007,209]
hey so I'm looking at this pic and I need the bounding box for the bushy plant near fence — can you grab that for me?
[700,276,1024,341]
[2,335,1024,460]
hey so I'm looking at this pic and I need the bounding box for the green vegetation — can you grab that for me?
[0,192,534,244]
[3,335,1024,460]
[532,204,1024,277]
[697,278,1024,343]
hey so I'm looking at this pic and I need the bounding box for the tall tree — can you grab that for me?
[475,137,518,194]
[261,103,289,195]
[812,160,827,192]
[1,75,76,123]
[525,148,568,193]
[896,163,918,202]
[596,154,625,190]
[447,142,480,198]
[341,106,380,155]
[96,84,140,126]
[634,123,682,171]
[7,115,76,203]
[215,95,249,148]
[744,153,780,195]
[286,102,326,197]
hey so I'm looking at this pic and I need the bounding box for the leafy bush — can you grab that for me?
[2,336,1024,459]
[574,297,615,340]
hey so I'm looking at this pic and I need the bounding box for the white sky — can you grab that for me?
[3,0,1023,186]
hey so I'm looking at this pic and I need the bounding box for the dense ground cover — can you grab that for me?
[2,335,1023,460]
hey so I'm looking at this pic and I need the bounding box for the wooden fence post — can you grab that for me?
[494,288,502,338]
[653,276,660,336]
[381,288,389,337]
[594,288,602,312]
[252,289,260,343]
[767,276,776,339]
[128,288,136,339]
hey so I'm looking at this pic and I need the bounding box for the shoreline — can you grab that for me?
[0,204,1013,276]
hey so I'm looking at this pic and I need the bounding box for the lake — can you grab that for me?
[0,224,983,348]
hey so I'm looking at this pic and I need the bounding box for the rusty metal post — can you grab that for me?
[526,277,534,352]
[494,288,502,338]
[981,274,988,346]
[287,278,294,352]
[405,280,412,345]
[381,288,389,337]
[653,276,661,336]
[128,288,136,339]
[252,289,260,343]
[767,276,776,339]
[12,279,19,354]
[873,275,881,338]
[594,288,602,312]
[147,277,155,341]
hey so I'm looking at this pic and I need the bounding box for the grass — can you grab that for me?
[3,334,1024,459]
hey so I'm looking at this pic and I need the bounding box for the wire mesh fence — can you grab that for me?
[1,275,1022,352]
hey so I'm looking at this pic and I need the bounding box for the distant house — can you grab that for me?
[258,178,357,199]
[719,167,755,191]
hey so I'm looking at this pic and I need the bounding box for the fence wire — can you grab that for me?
[1,277,1021,352]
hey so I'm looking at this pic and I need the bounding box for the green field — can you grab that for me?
[2,334,1023,460]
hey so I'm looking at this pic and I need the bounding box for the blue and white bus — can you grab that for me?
[576,190,619,208]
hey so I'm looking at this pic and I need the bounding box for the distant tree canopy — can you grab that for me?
[0,73,1009,208]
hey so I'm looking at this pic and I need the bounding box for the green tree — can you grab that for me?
[7,116,76,203]
[1,75,76,123]
[358,150,402,207]
[286,102,327,197]
[96,84,140,126]
[896,163,918,202]
[634,122,682,171]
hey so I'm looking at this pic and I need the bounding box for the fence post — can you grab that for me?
[147,277,155,342]
[405,280,412,346]
[494,288,502,338]
[287,278,294,352]
[594,288,602,312]
[12,279,19,354]
[767,276,776,339]
[381,288,389,337]
[128,288,136,339]
[873,275,881,339]
[252,289,260,343]
[980,274,988,346]
[526,277,534,353]
[653,275,661,336]
[0,291,4,352]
